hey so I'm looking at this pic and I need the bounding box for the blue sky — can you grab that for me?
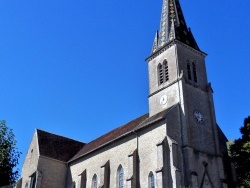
[0,0,249,173]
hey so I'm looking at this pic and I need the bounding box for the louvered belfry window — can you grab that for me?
[187,62,192,80]
[192,62,198,83]
[158,63,164,85]
[164,60,169,82]
[158,60,169,85]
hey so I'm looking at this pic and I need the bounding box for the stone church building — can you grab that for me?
[20,0,236,187]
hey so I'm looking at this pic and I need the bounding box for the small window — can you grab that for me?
[187,62,192,80]
[30,172,36,188]
[192,62,197,83]
[92,174,98,188]
[163,60,169,82]
[191,172,198,188]
[117,165,124,188]
[158,60,169,85]
[148,172,155,188]
[158,64,164,85]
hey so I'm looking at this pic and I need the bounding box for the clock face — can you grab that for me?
[160,95,168,105]
[193,110,204,123]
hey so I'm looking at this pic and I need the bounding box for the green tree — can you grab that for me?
[0,120,21,186]
[230,116,250,188]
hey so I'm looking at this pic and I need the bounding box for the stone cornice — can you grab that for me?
[148,77,183,98]
[146,40,207,62]
[146,41,175,62]
[176,40,207,57]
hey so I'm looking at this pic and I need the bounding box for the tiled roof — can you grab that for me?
[152,0,200,54]
[69,106,175,162]
[172,0,200,50]
[37,129,85,162]
[69,114,149,162]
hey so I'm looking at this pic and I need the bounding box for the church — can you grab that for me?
[20,0,236,187]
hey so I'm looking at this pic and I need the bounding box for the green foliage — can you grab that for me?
[0,120,21,186]
[230,116,250,188]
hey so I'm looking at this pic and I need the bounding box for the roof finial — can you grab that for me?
[152,30,159,53]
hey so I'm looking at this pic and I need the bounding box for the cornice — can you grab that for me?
[176,40,207,57]
[146,40,207,62]
[146,41,175,62]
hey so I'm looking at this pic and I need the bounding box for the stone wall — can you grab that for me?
[37,156,67,188]
[68,120,166,188]
[21,131,39,188]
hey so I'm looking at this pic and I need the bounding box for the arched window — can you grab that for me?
[117,165,124,188]
[192,62,197,83]
[163,60,169,82]
[148,172,155,188]
[30,172,36,188]
[158,63,164,85]
[158,60,169,85]
[92,174,98,188]
[191,172,198,188]
[187,62,192,80]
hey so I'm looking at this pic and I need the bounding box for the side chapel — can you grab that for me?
[20,0,236,187]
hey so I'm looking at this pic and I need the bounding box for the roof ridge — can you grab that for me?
[36,128,84,144]
[68,113,149,162]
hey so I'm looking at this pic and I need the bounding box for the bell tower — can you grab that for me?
[146,0,204,117]
[146,0,234,187]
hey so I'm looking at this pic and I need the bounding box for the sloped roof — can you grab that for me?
[37,129,85,162]
[69,106,175,162]
[69,114,149,162]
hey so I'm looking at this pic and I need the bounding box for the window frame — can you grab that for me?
[187,62,192,80]
[158,63,164,85]
[163,60,169,82]
[157,60,169,85]
[192,62,198,83]
[148,172,155,188]
[117,165,124,188]
[92,174,98,188]
[29,172,36,188]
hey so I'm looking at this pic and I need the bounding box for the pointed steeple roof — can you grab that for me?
[152,0,200,53]
[152,31,159,53]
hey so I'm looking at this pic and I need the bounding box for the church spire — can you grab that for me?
[153,0,200,53]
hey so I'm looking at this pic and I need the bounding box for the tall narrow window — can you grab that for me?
[192,62,197,83]
[164,60,169,82]
[30,172,36,188]
[158,64,164,85]
[158,60,169,85]
[92,174,98,188]
[191,172,198,188]
[148,172,155,188]
[187,62,192,80]
[117,165,124,188]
